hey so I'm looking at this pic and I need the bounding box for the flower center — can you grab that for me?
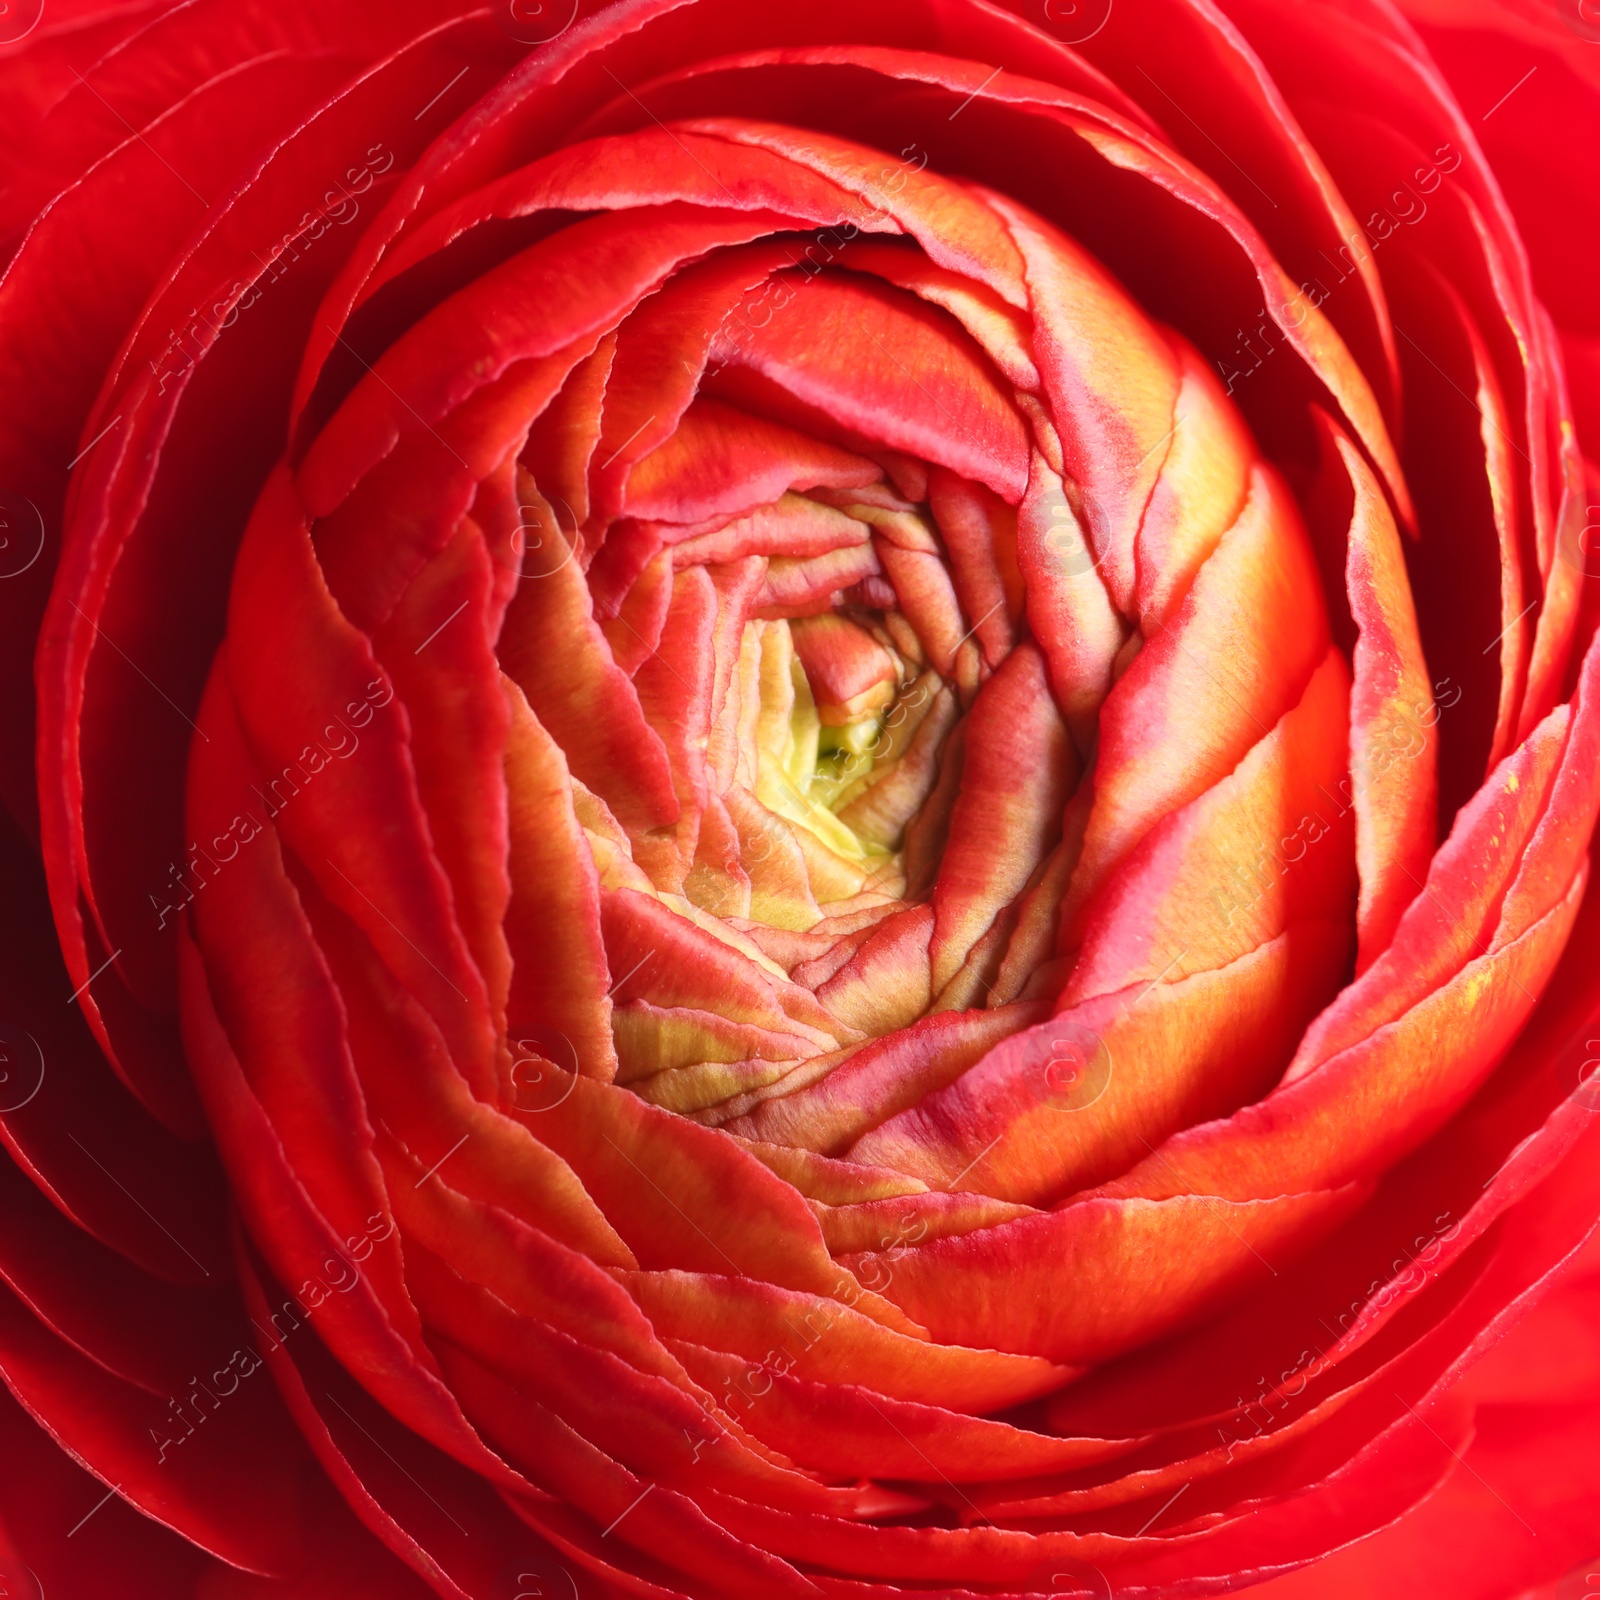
[489,248,1056,1118]
[748,610,926,885]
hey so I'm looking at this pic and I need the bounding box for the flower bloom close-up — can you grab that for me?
[2,0,1600,1595]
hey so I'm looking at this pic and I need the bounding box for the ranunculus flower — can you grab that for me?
[1,0,1598,1595]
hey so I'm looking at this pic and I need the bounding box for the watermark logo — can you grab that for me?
[1041,0,1115,46]
[0,0,45,46]
[510,1027,579,1113]
[1570,1036,1600,1113]
[1043,1022,1112,1112]
[1557,0,1600,43]
[1554,1552,1600,1598]
[1036,486,1105,579]
[507,492,579,581]
[0,1558,44,1597]
[494,1555,579,1600]
[1025,1555,1113,1598]
[0,1026,45,1114]
[0,492,44,579]
[1558,498,1600,578]
[496,0,580,46]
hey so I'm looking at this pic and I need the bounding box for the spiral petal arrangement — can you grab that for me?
[0,0,1598,1595]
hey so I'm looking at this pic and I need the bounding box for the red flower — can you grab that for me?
[0,1,1597,1595]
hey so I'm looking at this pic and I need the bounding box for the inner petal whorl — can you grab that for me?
[482,191,1345,1189]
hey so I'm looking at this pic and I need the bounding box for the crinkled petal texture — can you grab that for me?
[1,0,1599,1595]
